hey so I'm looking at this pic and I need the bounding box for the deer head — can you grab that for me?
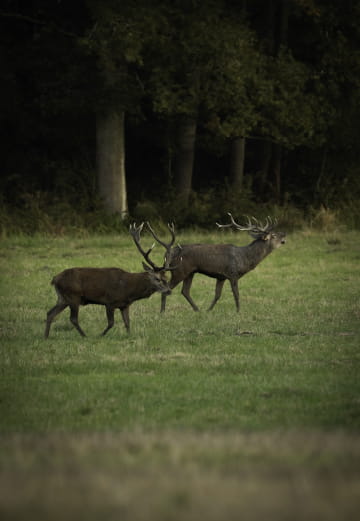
[216,212,286,245]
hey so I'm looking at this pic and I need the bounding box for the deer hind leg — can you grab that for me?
[208,279,225,311]
[101,306,115,336]
[181,273,200,311]
[120,306,130,333]
[44,302,67,338]
[69,305,86,337]
[229,279,240,312]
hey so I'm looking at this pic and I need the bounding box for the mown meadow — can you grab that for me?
[0,227,359,520]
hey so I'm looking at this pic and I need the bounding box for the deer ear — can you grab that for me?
[263,233,271,241]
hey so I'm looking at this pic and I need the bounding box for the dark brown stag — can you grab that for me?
[160,213,286,312]
[44,222,175,338]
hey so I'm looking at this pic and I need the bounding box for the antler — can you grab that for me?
[129,222,157,270]
[146,222,176,269]
[216,212,277,238]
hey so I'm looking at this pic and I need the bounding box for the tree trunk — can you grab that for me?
[173,118,197,206]
[278,0,289,50]
[229,137,245,191]
[264,0,276,54]
[256,1,275,200]
[272,143,282,204]
[257,0,289,204]
[96,110,128,217]
[271,0,288,204]
[257,140,272,198]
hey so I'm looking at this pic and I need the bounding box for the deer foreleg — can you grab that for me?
[208,279,225,311]
[181,274,199,311]
[69,305,86,337]
[101,306,115,336]
[160,293,167,313]
[44,302,67,338]
[120,306,130,333]
[229,279,240,312]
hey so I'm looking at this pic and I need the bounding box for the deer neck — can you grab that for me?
[241,239,273,270]
[128,272,155,299]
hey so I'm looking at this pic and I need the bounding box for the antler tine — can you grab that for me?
[216,212,241,229]
[216,221,233,229]
[266,216,273,229]
[129,222,157,269]
[216,212,277,236]
[167,221,176,242]
[146,221,177,270]
[259,216,277,232]
[217,212,255,232]
[146,222,176,250]
[248,215,277,233]
[252,216,271,230]
[249,216,257,228]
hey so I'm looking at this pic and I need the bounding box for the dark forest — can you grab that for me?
[1,0,360,232]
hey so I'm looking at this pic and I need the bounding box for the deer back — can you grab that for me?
[53,267,168,307]
[169,243,241,279]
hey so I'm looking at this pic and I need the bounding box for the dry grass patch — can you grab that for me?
[0,430,359,521]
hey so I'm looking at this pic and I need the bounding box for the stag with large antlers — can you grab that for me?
[44,222,175,338]
[160,213,286,313]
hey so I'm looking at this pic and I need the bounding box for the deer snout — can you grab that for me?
[279,232,286,244]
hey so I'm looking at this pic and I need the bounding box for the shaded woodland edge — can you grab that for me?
[1,1,360,234]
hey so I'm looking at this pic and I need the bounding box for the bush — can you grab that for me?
[0,187,359,238]
[0,191,128,237]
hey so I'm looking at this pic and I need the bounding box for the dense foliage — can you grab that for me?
[1,0,360,230]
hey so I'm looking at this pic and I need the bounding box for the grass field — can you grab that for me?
[0,228,359,520]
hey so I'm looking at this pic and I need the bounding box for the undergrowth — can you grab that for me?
[1,189,358,237]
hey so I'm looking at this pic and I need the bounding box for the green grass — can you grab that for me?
[0,230,359,519]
